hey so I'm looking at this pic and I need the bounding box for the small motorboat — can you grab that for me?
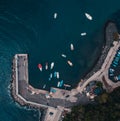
[50,62,54,69]
[64,84,71,87]
[67,60,73,66]
[60,80,63,87]
[54,13,58,19]
[56,72,59,79]
[61,54,67,58]
[57,81,60,87]
[85,13,92,20]
[43,84,46,89]
[70,43,74,51]
[38,64,42,71]
[45,62,48,70]
[50,73,53,78]
[81,32,87,36]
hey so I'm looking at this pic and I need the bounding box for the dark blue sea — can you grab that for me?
[0,0,120,120]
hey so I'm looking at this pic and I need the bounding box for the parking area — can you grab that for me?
[44,107,62,121]
[109,47,120,82]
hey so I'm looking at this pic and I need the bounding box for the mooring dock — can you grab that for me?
[11,54,89,121]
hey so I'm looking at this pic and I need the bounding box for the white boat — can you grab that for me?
[64,84,71,87]
[50,62,54,69]
[45,62,48,70]
[60,80,63,87]
[43,84,46,89]
[54,13,57,19]
[61,54,67,58]
[39,68,42,71]
[50,73,53,78]
[70,43,74,51]
[56,72,59,79]
[57,81,60,87]
[85,13,92,20]
[81,32,87,36]
[67,60,73,66]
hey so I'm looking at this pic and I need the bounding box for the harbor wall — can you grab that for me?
[11,54,47,121]
[81,21,118,81]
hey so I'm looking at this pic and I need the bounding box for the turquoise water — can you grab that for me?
[0,0,120,120]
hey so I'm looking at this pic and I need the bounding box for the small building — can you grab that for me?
[93,87,103,95]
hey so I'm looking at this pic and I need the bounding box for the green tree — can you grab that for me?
[63,87,120,121]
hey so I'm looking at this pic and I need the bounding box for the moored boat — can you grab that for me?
[38,64,42,71]
[57,81,60,87]
[60,80,63,87]
[54,13,57,19]
[85,13,92,20]
[70,43,74,51]
[64,84,71,87]
[45,62,48,70]
[61,54,67,58]
[56,72,59,79]
[67,60,73,66]
[81,32,87,36]
[54,71,57,78]
[50,62,54,69]
[43,84,46,89]
[50,73,53,78]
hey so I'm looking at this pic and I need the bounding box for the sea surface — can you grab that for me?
[0,0,120,120]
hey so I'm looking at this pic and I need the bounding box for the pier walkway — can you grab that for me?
[12,54,89,121]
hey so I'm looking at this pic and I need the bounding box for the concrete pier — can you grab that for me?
[11,54,89,121]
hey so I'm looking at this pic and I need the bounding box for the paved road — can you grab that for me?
[77,24,120,93]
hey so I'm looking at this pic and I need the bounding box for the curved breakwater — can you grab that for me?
[82,21,118,81]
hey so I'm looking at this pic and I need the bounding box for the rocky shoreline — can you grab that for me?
[10,55,47,121]
[82,21,118,81]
